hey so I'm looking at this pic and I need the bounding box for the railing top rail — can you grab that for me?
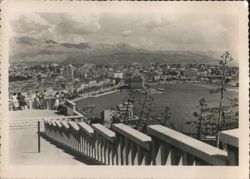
[78,122,94,137]
[69,121,80,131]
[61,121,69,129]
[51,120,57,127]
[147,125,227,165]
[219,129,239,148]
[112,123,151,150]
[55,121,62,128]
[92,123,116,143]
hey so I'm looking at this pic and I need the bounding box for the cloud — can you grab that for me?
[57,16,100,35]
[10,13,238,54]
[10,13,101,43]
[11,14,50,34]
[143,14,177,30]
[122,30,132,37]
[39,13,100,35]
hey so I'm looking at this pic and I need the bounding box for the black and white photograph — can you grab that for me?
[0,1,248,179]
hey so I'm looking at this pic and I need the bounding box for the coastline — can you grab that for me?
[72,82,238,103]
[72,89,119,102]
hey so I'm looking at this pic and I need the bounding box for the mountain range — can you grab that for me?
[10,36,234,65]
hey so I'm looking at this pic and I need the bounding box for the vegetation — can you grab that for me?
[187,52,238,147]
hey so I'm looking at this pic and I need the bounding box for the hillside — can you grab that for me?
[9,36,231,65]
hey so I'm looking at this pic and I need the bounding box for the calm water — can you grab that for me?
[75,83,238,133]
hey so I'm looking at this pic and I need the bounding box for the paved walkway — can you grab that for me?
[9,110,86,165]
[9,109,62,119]
[9,110,64,129]
[9,128,86,165]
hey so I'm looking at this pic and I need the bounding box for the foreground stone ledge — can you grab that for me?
[112,123,151,150]
[219,129,239,165]
[69,121,80,131]
[55,121,62,128]
[220,129,239,148]
[92,123,116,143]
[78,122,94,137]
[61,121,69,129]
[147,125,227,165]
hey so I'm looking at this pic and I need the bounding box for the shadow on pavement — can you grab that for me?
[39,132,102,165]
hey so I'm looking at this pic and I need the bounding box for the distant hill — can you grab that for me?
[10,36,236,65]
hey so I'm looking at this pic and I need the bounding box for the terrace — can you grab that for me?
[8,98,239,165]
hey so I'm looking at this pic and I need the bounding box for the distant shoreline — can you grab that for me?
[73,82,238,103]
[72,90,119,102]
[148,81,239,92]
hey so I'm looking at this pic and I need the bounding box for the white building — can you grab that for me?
[114,72,124,79]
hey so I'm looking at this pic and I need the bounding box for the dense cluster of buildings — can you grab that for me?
[9,62,239,97]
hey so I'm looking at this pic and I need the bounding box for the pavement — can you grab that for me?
[8,110,86,165]
[9,128,86,165]
[9,109,61,119]
[9,110,62,130]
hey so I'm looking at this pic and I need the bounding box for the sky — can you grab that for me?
[10,12,238,55]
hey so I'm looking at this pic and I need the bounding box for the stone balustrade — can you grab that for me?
[43,118,238,166]
[112,123,152,165]
[147,125,227,165]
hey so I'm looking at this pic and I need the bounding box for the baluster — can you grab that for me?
[88,136,91,157]
[120,136,125,165]
[91,136,95,159]
[107,142,111,165]
[86,135,89,156]
[79,131,83,154]
[89,136,92,158]
[180,152,188,166]
[144,149,150,165]
[76,131,80,152]
[112,140,116,165]
[96,133,99,161]
[70,129,73,149]
[170,146,182,165]
[97,134,101,162]
[82,134,86,155]
[72,130,76,150]
[104,139,107,164]
[83,132,86,155]
[160,143,169,165]
[131,142,137,165]
[100,136,104,163]
[64,129,67,146]
[86,134,89,156]
[125,137,130,165]
[74,131,77,150]
[152,137,160,165]
[137,145,143,165]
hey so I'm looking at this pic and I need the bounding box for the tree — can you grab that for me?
[194,98,207,140]
[186,98,208,140]
[209,51,234,147]
[161,106,175,129]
